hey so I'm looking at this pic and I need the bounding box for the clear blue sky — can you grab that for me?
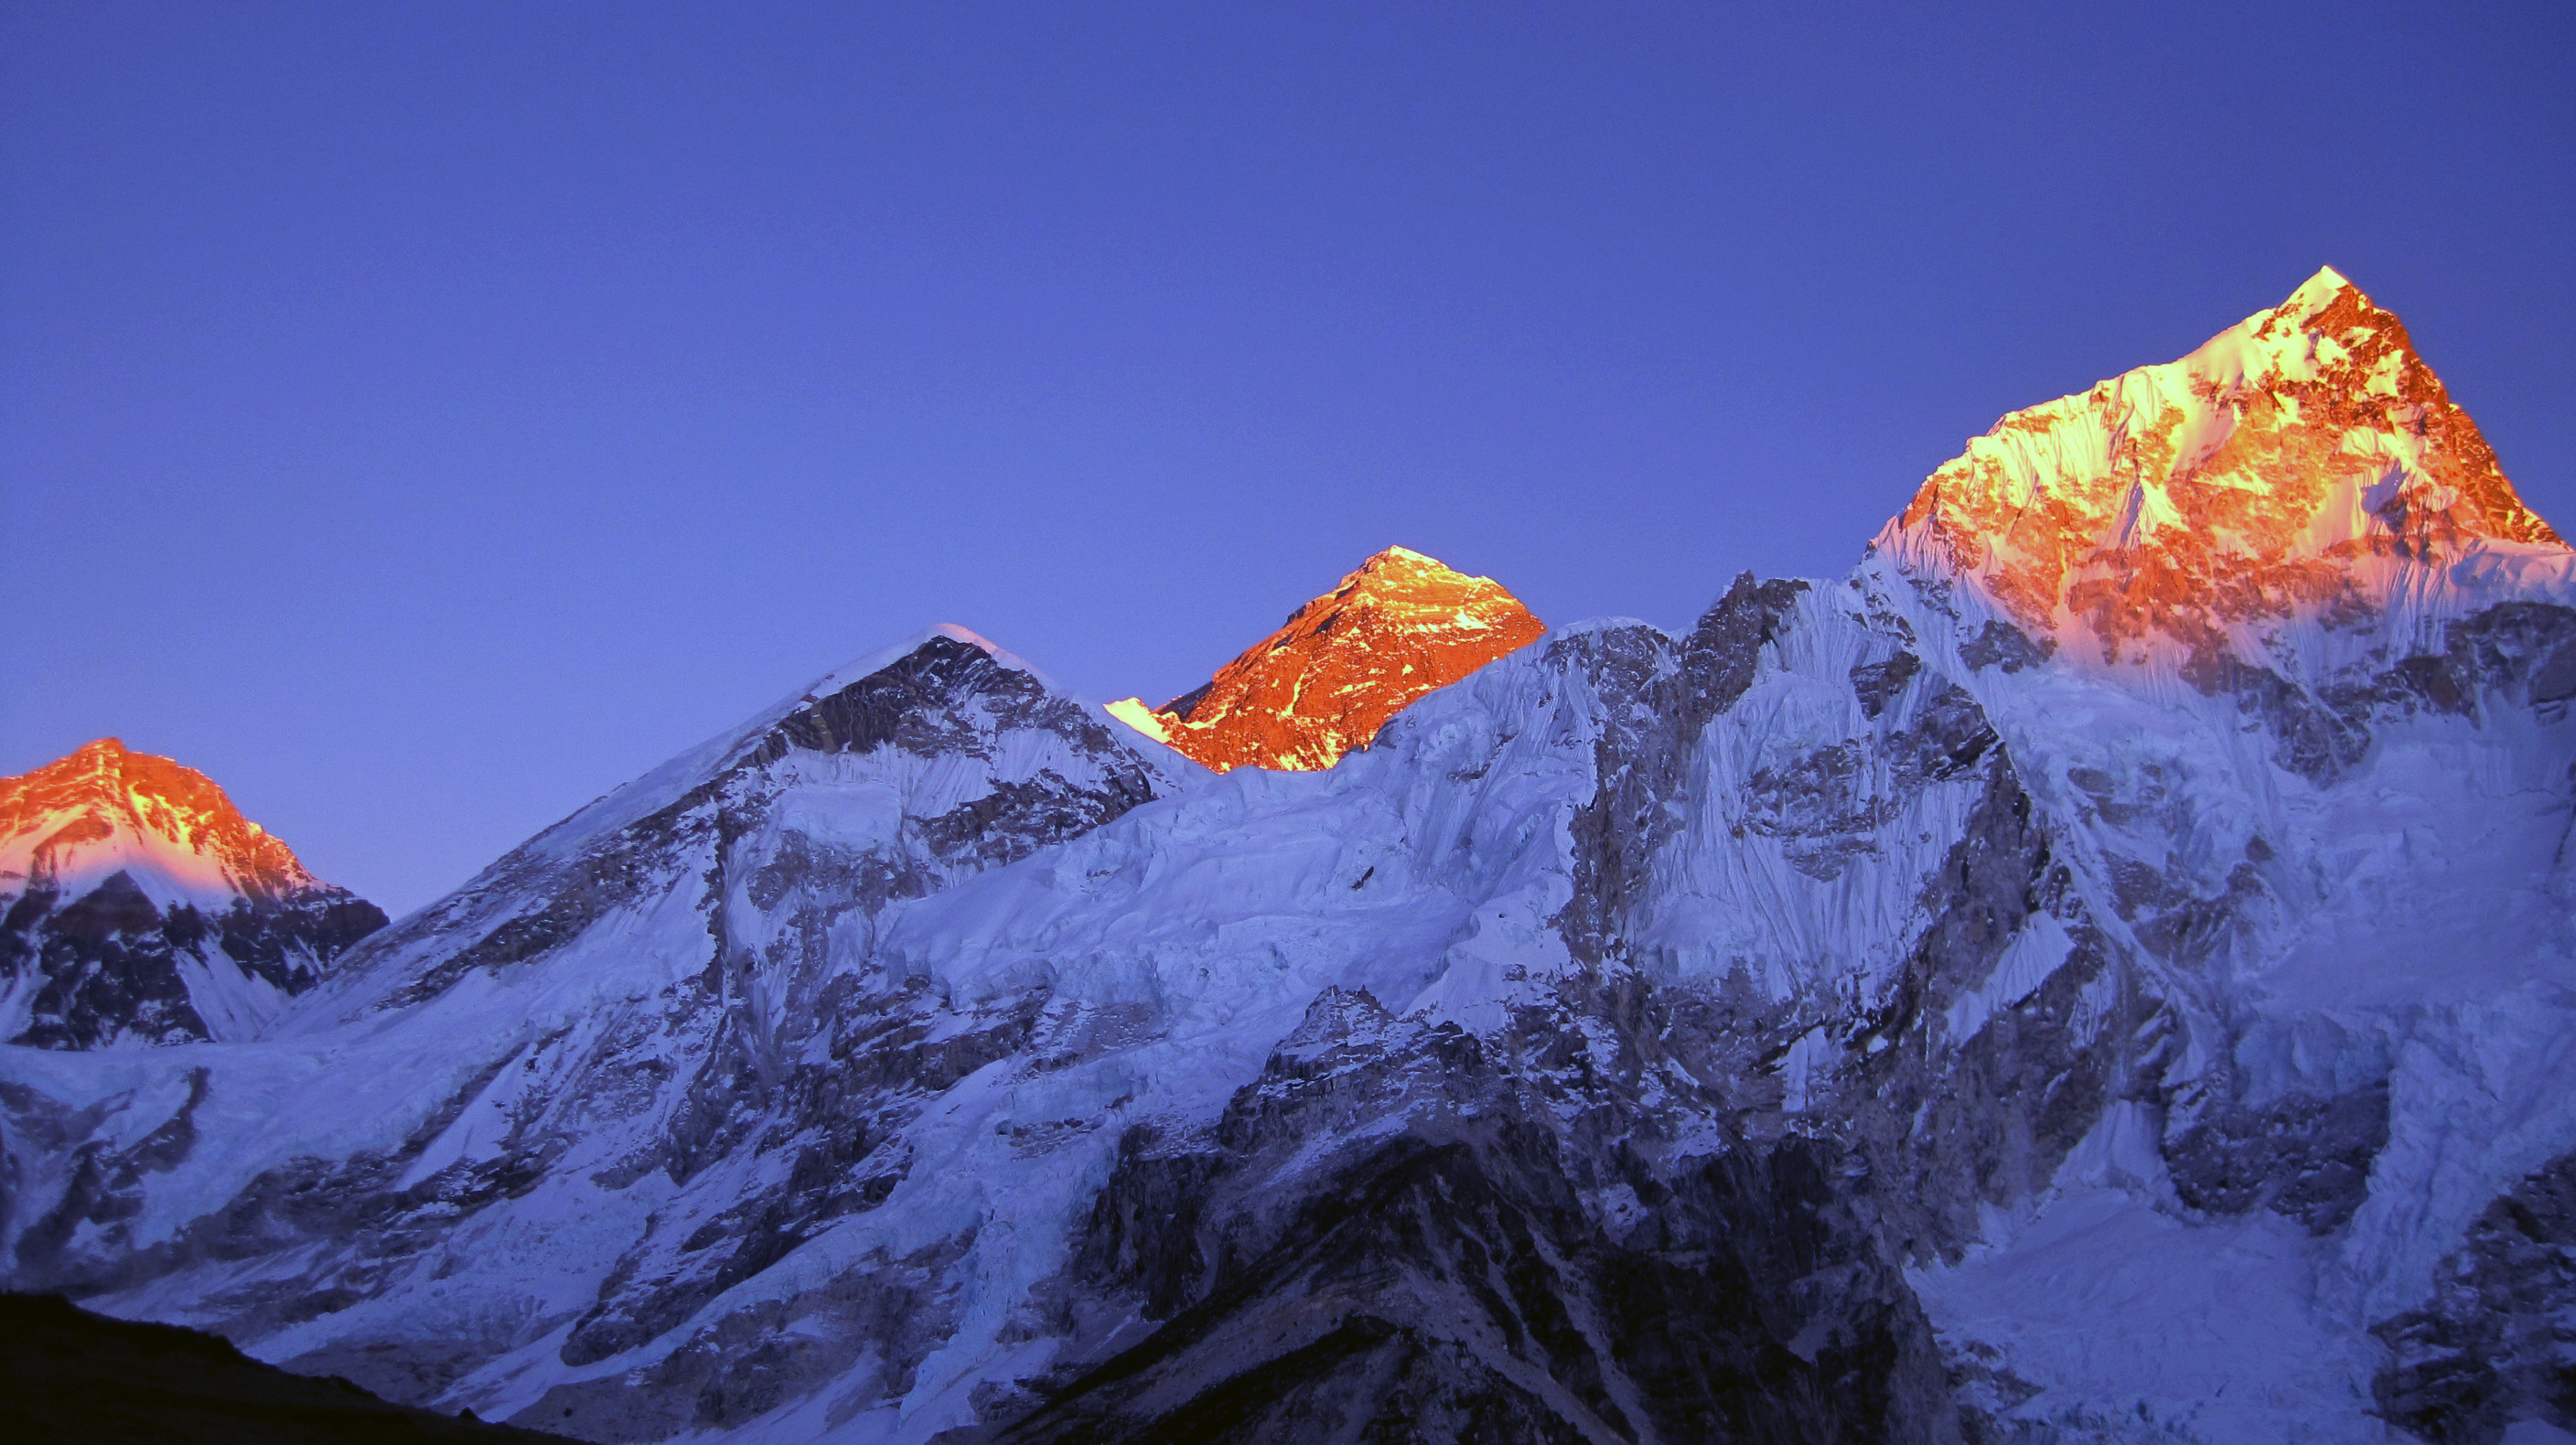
[5,2,2571,914]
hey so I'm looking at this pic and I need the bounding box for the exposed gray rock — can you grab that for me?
[2375,1147,2576,1444]
[977,998,1963,1445]
[1956,621,2051,675]
[1852,652,1924,719]
[2166,1082,2390,1235]
[4,875,385,1049]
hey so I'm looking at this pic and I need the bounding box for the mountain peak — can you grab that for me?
[57,736,145,793]
[1,740,386,1048]
[1110,547,1545,772]
[2281,263,2353,313]
[1357,543,1440,572]
[1,738,315,908]
[1878,270,2566,673]
[799,624,1044,698]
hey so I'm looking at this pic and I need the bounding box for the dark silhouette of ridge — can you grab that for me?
[0,1293,572,1443]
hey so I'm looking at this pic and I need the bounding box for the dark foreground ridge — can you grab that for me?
[0,1292,574,1444]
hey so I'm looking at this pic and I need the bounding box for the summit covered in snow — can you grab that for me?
[0,738,386,1047]
[1878,267,2568,682]
[5,273,2575,1445]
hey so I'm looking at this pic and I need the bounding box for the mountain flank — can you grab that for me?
[6,275,2576,1443]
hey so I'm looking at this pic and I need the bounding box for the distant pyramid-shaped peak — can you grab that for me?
[1878,269,2565,669]
[1111,547,1545,772]
[0,737,317,905]
[1350,543,1460,579]
[1,739,386,1049]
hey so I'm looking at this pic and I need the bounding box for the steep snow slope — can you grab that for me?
[0,738,386,1047]
[1858,271,2576,1442]
[0,597,2108,1443]
[1108,545,1546,772]
[0,627,1210,1429]
[5,273,2574,1445]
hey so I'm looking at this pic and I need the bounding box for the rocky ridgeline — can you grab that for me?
[5,277,2576,1444]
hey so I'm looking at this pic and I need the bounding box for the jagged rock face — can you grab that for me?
[1004,1058,1954,1445]
[2373,1147,2576,1444]
[6,278,2576,1445]
[1108,545,1546,772]
[0,738,386,1047]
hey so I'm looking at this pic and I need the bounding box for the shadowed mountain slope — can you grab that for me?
[0,1291,573,1444]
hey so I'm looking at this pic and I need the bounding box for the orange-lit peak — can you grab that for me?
[1355,544,1443,573]
[1110,546,1545,773]
[0,737,313,901]
[1304,544,1486,594]
[2275,264,2356,317]
[1279,545,1525,626]
[1881,268,2565,670]
[60,736,131,771]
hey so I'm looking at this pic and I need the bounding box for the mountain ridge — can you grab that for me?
[1876,266,2571,687]
[0,1290,576,1443]
[5,272,2572,1444]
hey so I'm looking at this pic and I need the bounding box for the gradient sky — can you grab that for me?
[5,2,2571,915]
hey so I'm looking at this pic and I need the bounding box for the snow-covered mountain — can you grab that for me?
[5,273,2573,1444]
[1858,270,2576,1442]
[0,737,386,1047]
[1108,545,1546,772]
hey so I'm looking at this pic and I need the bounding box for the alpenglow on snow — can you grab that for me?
[0,738,386,1049]
[1108,544,1548,774]
[5,272,2575,1444]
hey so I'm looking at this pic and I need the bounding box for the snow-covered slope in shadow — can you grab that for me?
[6,274,2576,1444]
